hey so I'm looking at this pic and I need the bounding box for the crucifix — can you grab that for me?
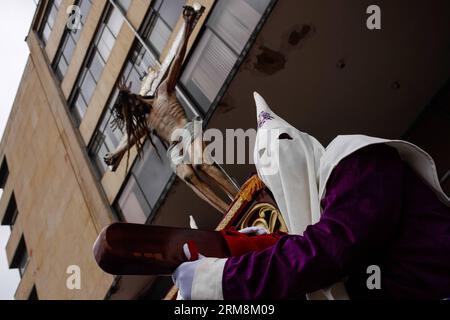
[104,4,239,213]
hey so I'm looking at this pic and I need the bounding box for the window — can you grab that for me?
[115,0,274,221]
[28,286,39,300]
[0,157,9,189]
[69,1,132,123]
[115,0,132,12]
[145,0,185,55]
[39,0,63,44]
[181,0,273,112]
[53,0,93,80]
[1,193,18,227]
[11,236,29,278]
[116,139,173,223]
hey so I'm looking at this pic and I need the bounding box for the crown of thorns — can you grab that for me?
[117,77,132,92]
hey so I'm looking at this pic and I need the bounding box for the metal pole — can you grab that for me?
[107,0,160,68]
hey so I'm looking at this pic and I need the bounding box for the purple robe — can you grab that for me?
[222,144,450,299]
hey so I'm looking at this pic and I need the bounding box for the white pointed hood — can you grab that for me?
[253,92,325,234]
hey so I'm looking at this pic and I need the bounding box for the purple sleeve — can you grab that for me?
[222,145,405,300]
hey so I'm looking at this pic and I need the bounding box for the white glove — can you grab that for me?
[172,243,205,300]
[239,226,269,236]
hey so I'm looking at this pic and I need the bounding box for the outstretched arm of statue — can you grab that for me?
[104,128,147,171]
[162,4,204,94]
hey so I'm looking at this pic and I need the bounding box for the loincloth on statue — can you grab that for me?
[166,117,202,172]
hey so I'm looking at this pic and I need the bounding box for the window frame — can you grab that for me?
[441,170,450,187]
[68,2,130,125]
[178,0,278,121]
[11,236,29,279]
[52,0,93,81]
[0,157,9,189]
[38,0,63,44]
[1,193,18,227]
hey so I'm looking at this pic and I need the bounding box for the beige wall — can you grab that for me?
[0,58,113,299]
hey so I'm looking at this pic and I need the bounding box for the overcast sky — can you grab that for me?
[0,0,37,300]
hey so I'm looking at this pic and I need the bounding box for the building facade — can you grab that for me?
[0,0,449,299]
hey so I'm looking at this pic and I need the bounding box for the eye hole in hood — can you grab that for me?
[258,147,267,158]
[278,133,293,140]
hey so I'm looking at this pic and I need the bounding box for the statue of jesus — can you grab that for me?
[104,4,239,213]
